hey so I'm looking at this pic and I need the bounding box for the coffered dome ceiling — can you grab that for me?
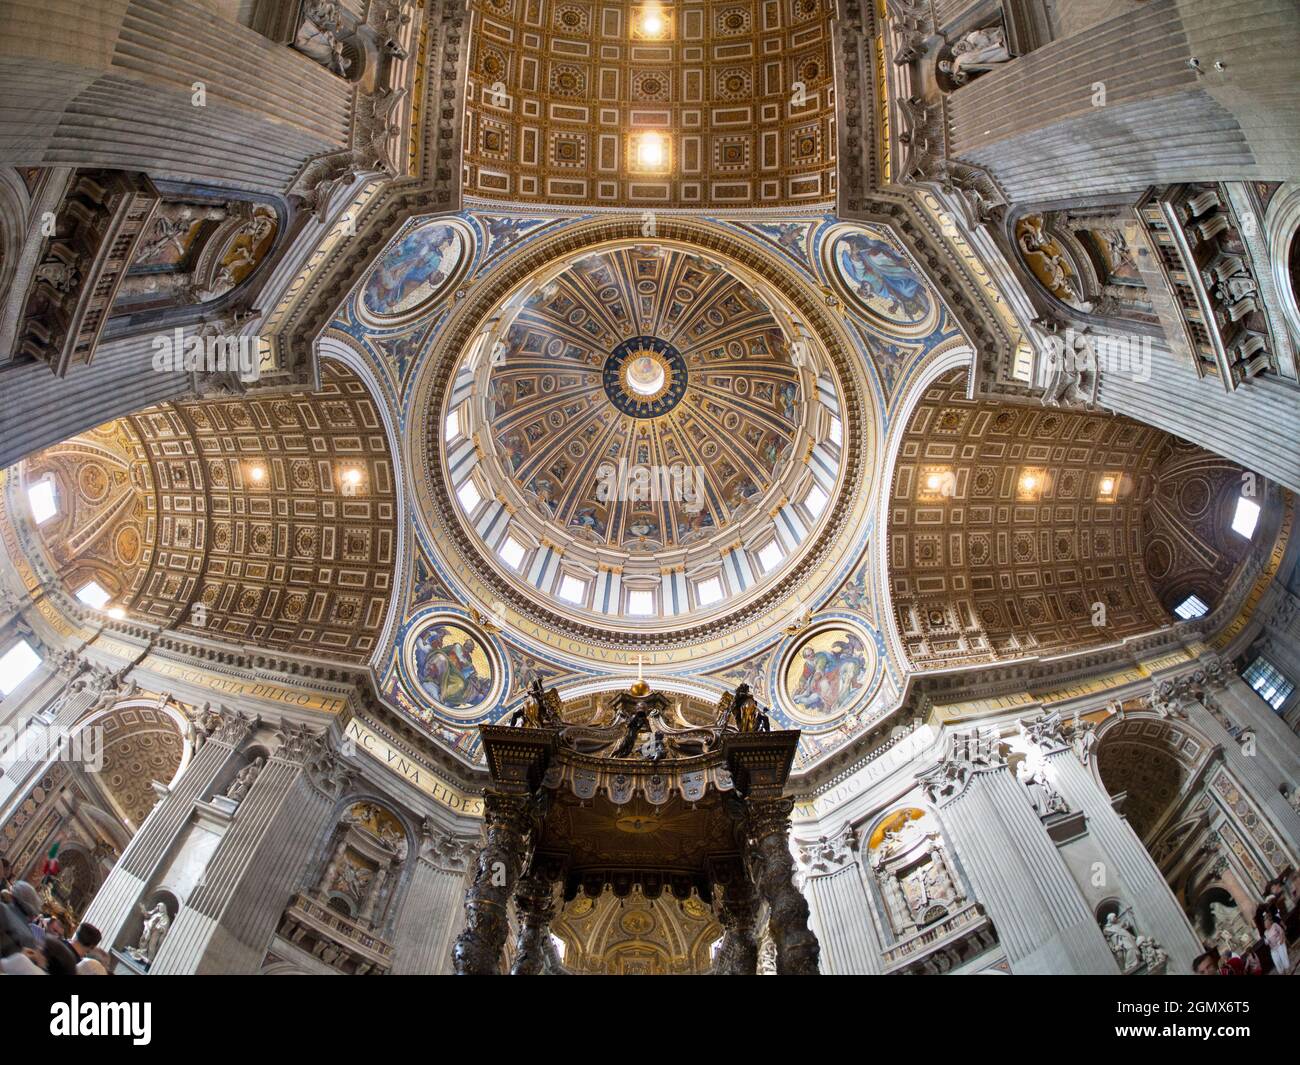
[441,237,849,630]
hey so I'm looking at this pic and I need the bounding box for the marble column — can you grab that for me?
[1048,748,1202,973]
[390,831,475,976]
[80,708,253,949]
[712,876,761,975]
[509,872,557,976]
[147,725,349,975]
[803,865,884,975]
[451,792,533,975]
[746,798,820,975]
[938,765,1115,973]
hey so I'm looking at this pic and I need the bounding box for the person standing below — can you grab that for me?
[1264,913,1290,975]
[69,922,110,974]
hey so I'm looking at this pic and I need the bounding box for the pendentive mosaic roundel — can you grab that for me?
[777,619,878,728]
[400,613,503,721]
[603,336,688,418]
[359,217,473,325]
[821,222,940,337]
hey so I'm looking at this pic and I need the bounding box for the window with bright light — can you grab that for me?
[558,575,587,605]
[549,933,567,962]
[1232,496,1260,539]
[445,407,461,441]
[0,639,41,696]
[1243,655,1294,712]
[1174,594,1209,620]
[757,541,784,572]
[804,483,828,518]
[75,581,111,610]
[28,479,57,524]
[828,417,842,446]
[457,479,482,512]
[498,536,526,570]
[627,589,654,616]
[696,576,723,606]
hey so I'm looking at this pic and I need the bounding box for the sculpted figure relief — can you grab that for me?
[225,756,265,803]
[939,26,1011,85]
[126,902,171,966]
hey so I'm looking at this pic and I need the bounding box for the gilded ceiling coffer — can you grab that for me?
[451,679,821,974]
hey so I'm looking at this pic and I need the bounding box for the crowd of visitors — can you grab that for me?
[1193,874,1298,975]
[0,858,111,976]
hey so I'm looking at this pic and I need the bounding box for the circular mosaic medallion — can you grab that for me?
[602,336,688,418]
[820,222,940,337]
[776,619,878,728]
[400,613,503,721]
[358,217,473,326]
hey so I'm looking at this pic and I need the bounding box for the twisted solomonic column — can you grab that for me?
[746,798,821,975]
[713,877,761,975]
[451,792,534,975]
[509,872,558,976]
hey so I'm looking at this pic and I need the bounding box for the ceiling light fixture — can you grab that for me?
[635,130,666,170]
[639,6,664,37]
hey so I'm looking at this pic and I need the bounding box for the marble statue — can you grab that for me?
[939,26,1011,85]
[1136,934,1168,973]
[1017,761,1068,817]
[1103,912,1139,970]
[225,756,265,803]
[1072,723,1098,766]
[126,902,171,966]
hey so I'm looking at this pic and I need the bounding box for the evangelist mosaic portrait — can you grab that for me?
[821,223,940,337]
[360,218,471,323]
[401,615,500,720]
[778,622,878,726]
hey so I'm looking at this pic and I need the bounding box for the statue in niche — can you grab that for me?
[1016,761,1068,818]
[126,902,171,967]
[939,26,1011,85]
[1102,911,1139,970]
[225,756,265,803]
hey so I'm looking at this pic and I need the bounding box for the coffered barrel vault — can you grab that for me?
[463,0,837,207]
